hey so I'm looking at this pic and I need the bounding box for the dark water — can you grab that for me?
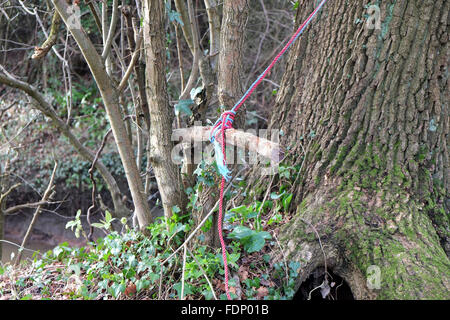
[1,211,103,265]
[1,239,54,264]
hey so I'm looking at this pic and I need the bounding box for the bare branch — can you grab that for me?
[101,0,119,60]
[118,28,143,93]
[0,65,130,219]
[0,183,21,205]
[14,162,58,265]
[4,200,61,215]
[51,0,152,228]
[31,9,62,59]
[174,0,194,54]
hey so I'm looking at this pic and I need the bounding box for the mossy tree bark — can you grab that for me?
[271,0,449,299]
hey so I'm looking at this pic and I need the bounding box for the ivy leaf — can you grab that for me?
[243,233,265,253]
[172,205,181,214]
[175,99,194,116]
[228,225,255,240]
[230,205,251,215]
[168,11,183,25]
[282,193,293,212]
[190,86,203,100]
[136,279,150,292]
[270,191,285,200]
[173,282,194,297]
[429,119,437,132]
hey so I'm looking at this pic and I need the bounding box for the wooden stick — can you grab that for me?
[172,126,282,163]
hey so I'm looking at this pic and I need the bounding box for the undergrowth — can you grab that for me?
[0,166,300,300]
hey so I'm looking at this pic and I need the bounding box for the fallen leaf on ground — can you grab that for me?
[256,286,269,299]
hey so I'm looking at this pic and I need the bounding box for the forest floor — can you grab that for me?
[0,194,307,300]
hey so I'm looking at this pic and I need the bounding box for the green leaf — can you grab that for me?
[168,11,183,25]
[228,225,255,240]
[283,193,293,212]
[259,231,272,240]
[243,233,265,253]
[270,192,285,200]
[65,221,76,229]
[91,222,105,229]
[172,205,181,214]
[173,282,194,297]
[136,279,150,292]
[175,99,194,116]
[68,264,81,276]
[105,211,114,223]
[230,205,250,215]
[190,86,203,100]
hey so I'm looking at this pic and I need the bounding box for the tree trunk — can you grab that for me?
[51,0,152,229]
[196,0,249,247]
[217,0,248,129]
[270,0,449,299]
[143,0,186,219]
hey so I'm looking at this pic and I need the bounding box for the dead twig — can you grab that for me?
[14,162,58,266]
[87,128,112,241]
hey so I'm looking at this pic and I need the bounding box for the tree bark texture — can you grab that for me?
[270,0,449,299]
[143,0,186,219]
[218,0,249,128]
[195,0,250,247]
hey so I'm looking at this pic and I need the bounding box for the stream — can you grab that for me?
[1,211,102,265]
[1,239,54,264]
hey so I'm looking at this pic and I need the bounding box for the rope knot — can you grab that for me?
[209,109,236,182]
[209,109,236,143]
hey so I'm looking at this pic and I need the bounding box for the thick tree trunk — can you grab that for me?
[143,0,186,219]
[271,0,449,299]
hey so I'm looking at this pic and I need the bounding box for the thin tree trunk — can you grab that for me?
[0,161,10,260]
[51,0,152,229]
[142,0,186,219]
[14,163,57,266]
[200,0,249,247]
[270,0,449,299]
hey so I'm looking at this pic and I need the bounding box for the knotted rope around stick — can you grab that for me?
[209,0,329,300]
